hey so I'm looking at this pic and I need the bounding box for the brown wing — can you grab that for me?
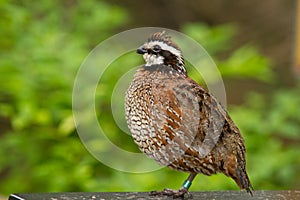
[149,77,200,167]
[186,77,253,194]
[151,76,252,193]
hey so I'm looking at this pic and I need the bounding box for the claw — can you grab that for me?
[150,187,192,199]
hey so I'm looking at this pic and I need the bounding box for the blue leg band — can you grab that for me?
[182,180,192,189]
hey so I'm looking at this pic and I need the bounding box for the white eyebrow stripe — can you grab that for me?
[147,41,182,58]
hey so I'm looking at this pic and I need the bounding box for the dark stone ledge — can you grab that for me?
[9,190,300,200]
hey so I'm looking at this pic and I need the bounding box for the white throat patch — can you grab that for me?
[143,53,164,66]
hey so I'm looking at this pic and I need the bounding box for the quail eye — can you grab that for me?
[152,45,161,52]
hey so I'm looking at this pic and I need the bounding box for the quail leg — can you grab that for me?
[150,173,197,199]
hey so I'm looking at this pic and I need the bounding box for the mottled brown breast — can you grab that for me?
[125,64,246,176]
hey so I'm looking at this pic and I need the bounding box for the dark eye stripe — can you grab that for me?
[161,50,171,57]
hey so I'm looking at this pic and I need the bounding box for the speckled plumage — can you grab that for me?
[125,31,253,198]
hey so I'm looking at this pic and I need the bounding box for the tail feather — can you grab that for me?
[223,153,253,196]
[236,166,254,196]
[235,143,254,196]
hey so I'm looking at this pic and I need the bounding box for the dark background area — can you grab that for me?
[113,0,297,103]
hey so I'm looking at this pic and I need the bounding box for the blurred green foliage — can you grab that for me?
[0,0,299,196]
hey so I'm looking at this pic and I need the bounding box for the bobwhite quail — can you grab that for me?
[125,31,253,198]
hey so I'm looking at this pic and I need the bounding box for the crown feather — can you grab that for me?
[147,31,181,52]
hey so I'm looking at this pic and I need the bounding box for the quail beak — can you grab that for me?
[137,46,147,54]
